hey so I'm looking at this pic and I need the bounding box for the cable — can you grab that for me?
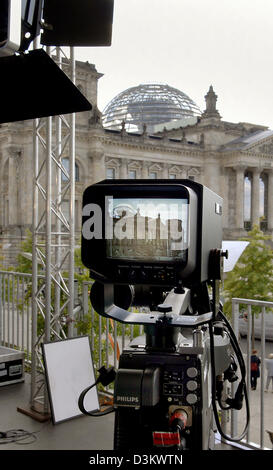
[218,309,250,416]
[216,354,239,411]
[78,366,116,417]
[209,313,250,442]
[78,381,115,417]
[0,422,50,446]
[0,429,37,445]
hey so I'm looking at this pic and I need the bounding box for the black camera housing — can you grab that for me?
[81,179,223,287]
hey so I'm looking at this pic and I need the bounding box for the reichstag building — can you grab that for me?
[1,59,273,266]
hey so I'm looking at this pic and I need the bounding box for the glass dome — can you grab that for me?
[102,83,201,133]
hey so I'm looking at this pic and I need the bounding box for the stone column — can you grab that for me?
[162,163,169,179]
[180,167,188,179]
[251,168,260,227]
[197,167,204,185]
[235,166,246,230]
[92,151,105,183]
[221,167,229,228]
[22,142,33,226]
[267,169,273,231]
[120,158,128,178]
[202,155,220,195]
[7,147,21,226]
[142,162,149,178]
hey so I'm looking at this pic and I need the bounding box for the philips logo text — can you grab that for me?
[116,396,139,403]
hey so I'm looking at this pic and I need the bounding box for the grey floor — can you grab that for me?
[0,373,236,453]
[2,375,272,468]
[0,375,115,451]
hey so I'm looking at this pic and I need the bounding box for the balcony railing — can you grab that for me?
[0,270,33,363]
[0,270,143,372]
[229,297,273,450]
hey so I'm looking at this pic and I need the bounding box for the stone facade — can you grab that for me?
[1,60,273,267]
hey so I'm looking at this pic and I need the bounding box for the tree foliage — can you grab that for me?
[0,241,3,269]
[15,229,34,273]
[223,225,273,318]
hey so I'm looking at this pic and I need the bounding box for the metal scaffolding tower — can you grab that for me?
[1,1,113,422]
[29,45,76,418]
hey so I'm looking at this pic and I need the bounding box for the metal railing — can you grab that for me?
[0,271,143,372]
[0,270,33,363]
[229,297,273,450]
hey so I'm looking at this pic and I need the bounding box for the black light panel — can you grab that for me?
[0,48,92,123]
[41,0,114,47]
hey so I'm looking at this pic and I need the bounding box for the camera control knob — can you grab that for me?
[186,367,198,378]
[186,393,198,405]
[187,380,198,391]
[128,269,137,281]
[157,304,172,313]
[140,270,148,281]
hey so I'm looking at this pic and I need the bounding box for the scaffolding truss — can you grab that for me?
[30,46,76,416]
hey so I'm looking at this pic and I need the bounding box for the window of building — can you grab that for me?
[61,158,80,182]
[62,200,79,229]
[107,168,115,179]
[4,198,9,226]
[244,174,251,223]
[188,175,195,181]
[149,172,157,179]
[62,200,69,223]
[129,170,137,179]
[259,177,265,219]
[169,174,176,179]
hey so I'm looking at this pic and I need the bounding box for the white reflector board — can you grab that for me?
[222,241,249,272]
[42,336,99,424]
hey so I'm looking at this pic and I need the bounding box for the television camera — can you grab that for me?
[80,179,249,451]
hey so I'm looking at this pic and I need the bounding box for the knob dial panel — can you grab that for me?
[187,367,198,378]
[186,380,198,391]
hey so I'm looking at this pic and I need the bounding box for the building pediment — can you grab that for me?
[256,140,273,155]
[149,163,162,171]
[188,167,200,176]
[169,165,181,173]
[244,131,273,155]
[128,160,142,169]
[221,129,273,154]
[105,157,120,167]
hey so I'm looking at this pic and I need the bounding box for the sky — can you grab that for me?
[74,0,273,129]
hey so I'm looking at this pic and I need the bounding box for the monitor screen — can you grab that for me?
[105,197,189,262]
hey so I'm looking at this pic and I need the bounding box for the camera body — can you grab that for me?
[113,327,230,450]
[81,179,246,451]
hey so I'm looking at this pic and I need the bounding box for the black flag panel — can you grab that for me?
[0,49,92,123]
[41,0,114,47]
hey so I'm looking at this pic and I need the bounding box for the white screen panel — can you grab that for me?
[222,241,249,272]
[42,336,99,424]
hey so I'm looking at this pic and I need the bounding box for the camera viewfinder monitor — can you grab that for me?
[81,180,223,287]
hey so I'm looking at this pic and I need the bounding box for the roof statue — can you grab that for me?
[89,104,103,127]
[202,85,221,119]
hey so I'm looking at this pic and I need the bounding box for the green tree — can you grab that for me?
[0,241,3,268]
[15,229,35,274]
[223,224,273,346]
